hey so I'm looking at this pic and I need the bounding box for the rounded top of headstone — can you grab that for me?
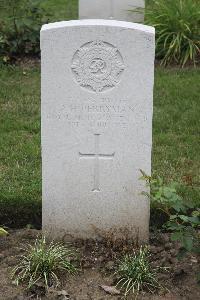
[41,19,155,35]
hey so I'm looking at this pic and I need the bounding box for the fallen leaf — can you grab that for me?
[57,290,69,296]
[191,257,198,263]
[0,227,8,237]
[100,285,120,295]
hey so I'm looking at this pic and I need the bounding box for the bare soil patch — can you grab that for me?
[0,229,199,300]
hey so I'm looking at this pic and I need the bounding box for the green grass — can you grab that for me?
[0,65,199,227]
[153,67,200,205]
[0,0,78,22]
[0,66,41,227]
[41,0,78,22]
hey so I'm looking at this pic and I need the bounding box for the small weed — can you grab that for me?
[141,170,200,255]
[12,236,77,289]
[115,246,163,298]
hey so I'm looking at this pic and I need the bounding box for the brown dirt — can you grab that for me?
[14,57,41,68]
[0,229,199,300]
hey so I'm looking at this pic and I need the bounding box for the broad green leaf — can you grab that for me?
[187,216,200,225]
[171,232,183,241]
[179,215,189,222]
[182,235,193,252]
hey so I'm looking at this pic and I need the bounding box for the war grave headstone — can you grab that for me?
[41,19,155,241]
[79,0,145,23]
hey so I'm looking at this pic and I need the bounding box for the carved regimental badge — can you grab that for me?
[71,41,125,92]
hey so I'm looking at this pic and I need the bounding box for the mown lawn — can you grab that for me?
[41,0,78,21]
[153,68,200,205]
[0,66,41,227]
[0,0,78,22]
[0,65,199,227]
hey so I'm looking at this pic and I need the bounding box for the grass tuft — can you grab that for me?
[146,0,200,66]
[115,246,163,298]
[12,236,77,289]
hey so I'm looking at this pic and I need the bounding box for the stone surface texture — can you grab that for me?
[41,20,155,241]
[79,0,145,23]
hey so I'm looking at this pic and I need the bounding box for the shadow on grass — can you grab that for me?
[0,196,41,229]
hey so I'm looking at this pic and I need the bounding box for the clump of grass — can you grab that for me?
[115,246,163,298]
[145,0,200,66]
[12,236,77,289]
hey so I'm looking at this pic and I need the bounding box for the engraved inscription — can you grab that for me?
[71,41,125,92]
[79,134,115,191]
[46,100,136,129]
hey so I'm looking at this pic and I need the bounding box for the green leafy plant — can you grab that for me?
[115,246,163,298]
[0,0,50,60]
[166,209,200,255]
[140,170,192,215]
[12,236,77,289]
[140,170,200,255]
[145,0,200,66]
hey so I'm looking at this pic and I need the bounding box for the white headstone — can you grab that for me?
[79,0,145,23]
[41,20,155,242]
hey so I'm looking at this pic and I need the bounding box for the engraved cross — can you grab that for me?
[79,134,115,192]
